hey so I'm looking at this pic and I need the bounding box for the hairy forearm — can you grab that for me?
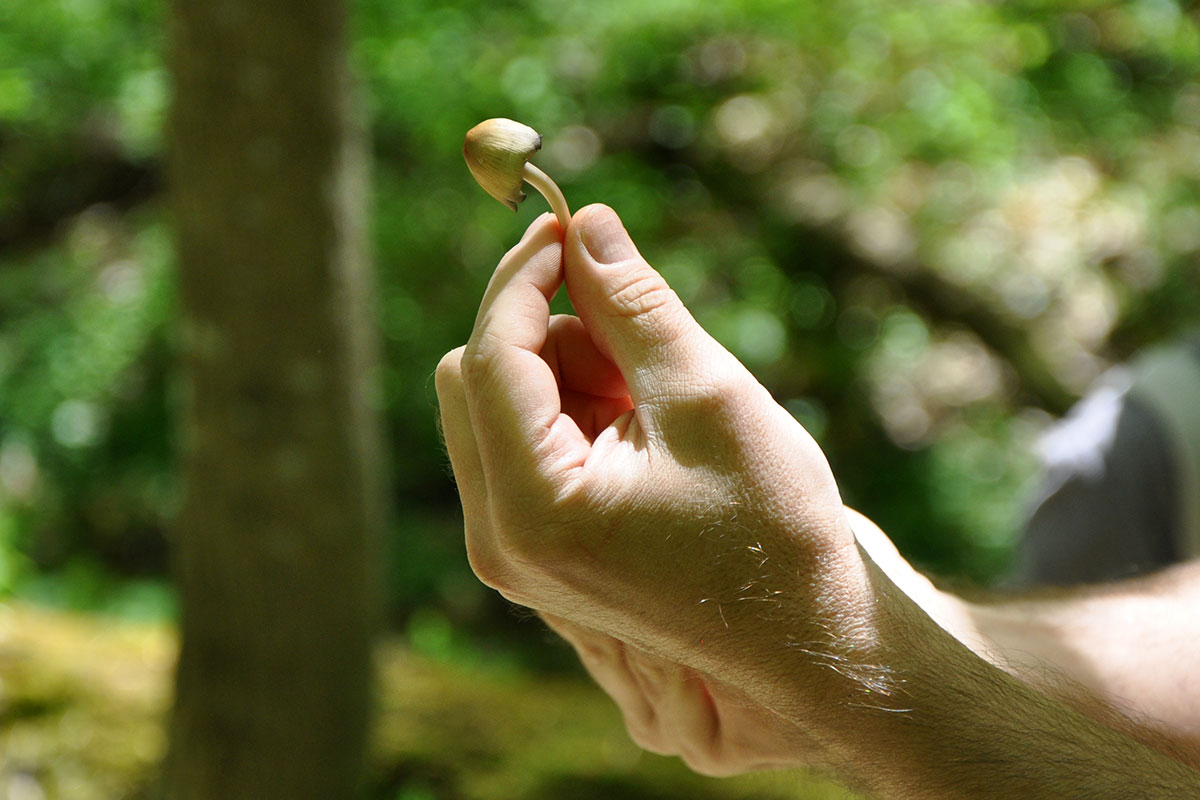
[851,510,1200,764]
[962,561,1200,760]
[848,629,1200,799]
[762,557,1200,798]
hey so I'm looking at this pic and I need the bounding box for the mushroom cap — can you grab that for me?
[463,118,543,211]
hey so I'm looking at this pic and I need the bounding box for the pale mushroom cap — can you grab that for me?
[463,118,543,211]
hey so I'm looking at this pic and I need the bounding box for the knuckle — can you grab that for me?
[680,729,743,776]
[434,347,466,396]
[459,331,523,398]
[458,340,491,388]
[469,497,569,592]
[605,269,679,320]
[624,717,668,755]
[464,539,528,606]
[677,732,726,776]
[463,532,505,588]
[463,521,527,603]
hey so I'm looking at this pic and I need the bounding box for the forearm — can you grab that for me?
[852,509,1200,761]
[963,561,1200,757]
[756,556,1200,799]
[846,627,1200,799]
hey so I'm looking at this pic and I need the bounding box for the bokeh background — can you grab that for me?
[2,0,1199,797]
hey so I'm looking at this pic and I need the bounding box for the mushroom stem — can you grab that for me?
[523,162,571,231]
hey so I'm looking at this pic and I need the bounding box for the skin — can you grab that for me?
[436,205,1200,797]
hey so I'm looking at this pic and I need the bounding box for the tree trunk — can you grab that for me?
[164,0,383,796]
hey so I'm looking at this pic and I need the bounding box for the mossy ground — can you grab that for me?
[0,604,858,799]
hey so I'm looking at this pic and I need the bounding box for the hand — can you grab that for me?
[437,208,1200,795]
[436,205,890,746]
[541,613,821,776]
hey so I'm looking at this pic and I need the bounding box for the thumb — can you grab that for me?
[564,204,726,407]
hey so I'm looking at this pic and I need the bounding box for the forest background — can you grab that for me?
[1,0,1198,798]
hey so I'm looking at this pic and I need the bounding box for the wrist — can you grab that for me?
[846,507,987,648]
[697,523,926,719]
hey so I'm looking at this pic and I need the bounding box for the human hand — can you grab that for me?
[436,205,888,725]
[540,612,821,776]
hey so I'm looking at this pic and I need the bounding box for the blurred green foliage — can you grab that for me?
[1,0,1199,637]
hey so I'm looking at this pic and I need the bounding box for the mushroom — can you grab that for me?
[463,118,571,230]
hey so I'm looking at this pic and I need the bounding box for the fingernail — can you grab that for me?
[582,207,637,265]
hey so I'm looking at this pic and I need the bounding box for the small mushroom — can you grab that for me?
[463,118,571,230]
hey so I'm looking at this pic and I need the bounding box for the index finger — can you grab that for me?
[462,214,590,489]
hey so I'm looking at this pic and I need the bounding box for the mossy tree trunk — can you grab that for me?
[164,0,384,796]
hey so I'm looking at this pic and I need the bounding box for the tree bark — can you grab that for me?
[164,0,383,796]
